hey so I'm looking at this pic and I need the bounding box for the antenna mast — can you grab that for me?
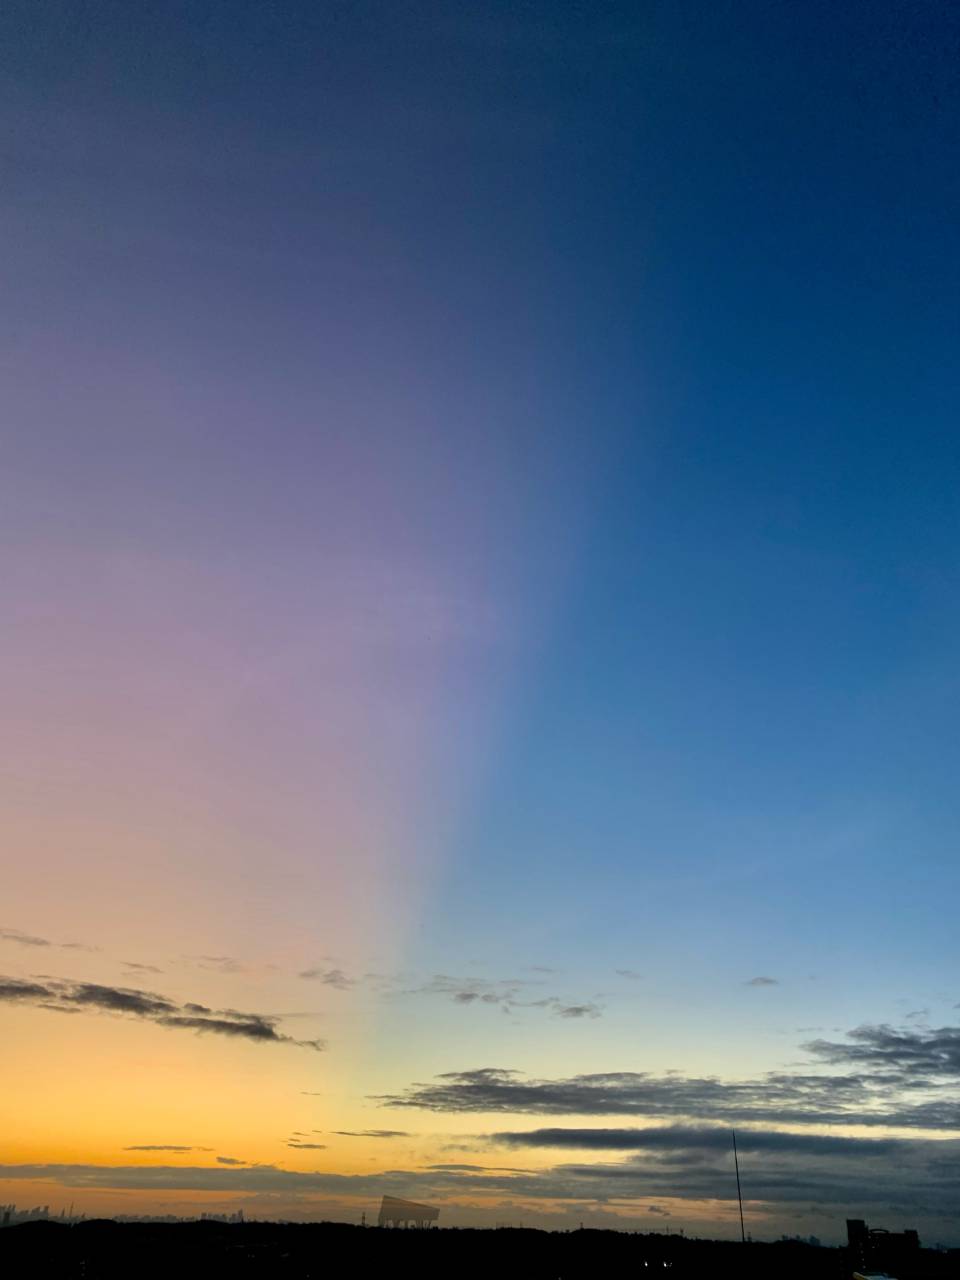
[732,1129,746,1243]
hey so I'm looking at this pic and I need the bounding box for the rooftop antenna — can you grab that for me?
[732,1129,746,1244]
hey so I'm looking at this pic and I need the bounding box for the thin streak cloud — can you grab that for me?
[0,975,323,1050]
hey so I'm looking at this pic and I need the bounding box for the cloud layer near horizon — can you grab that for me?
[2,1130,959,1219]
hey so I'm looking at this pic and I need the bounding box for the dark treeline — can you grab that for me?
[2,1220,959,1279]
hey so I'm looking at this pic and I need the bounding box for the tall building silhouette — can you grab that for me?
[847,1218,920,1274]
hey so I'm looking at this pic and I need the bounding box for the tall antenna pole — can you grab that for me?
[732,1129,746,1244]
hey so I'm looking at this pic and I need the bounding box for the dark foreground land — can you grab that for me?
[2,1221,959,1279]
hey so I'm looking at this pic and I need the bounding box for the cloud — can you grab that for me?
[804,1024,960,1079]
[286,1142,327,1150]
[0,927,50,948]
[0,927,95,952]
[300,1091,323,1096]
[745,977,779,987]
[0,978,54,1000]
[492,1126,903,1156]
[375,1018,960,1131]
[3,1142,960,1222]
[124,1152,199,1162]
[216,1156,245,1165]
[647,1205,670,1215]
[395,975,604,1020]
[188,955,245,974]
[555,1003,602,1020]
[424,1162,530,1173]
[405,974,530,1005]
[332,1130,409,1139]
[298,968,355,989]
[615,970,642,980]
[0,974,324,1050]
[122,962,164,975]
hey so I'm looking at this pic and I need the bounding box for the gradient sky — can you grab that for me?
[2,0,959,1244]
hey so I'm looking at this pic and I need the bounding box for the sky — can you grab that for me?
[1,0,959,1245]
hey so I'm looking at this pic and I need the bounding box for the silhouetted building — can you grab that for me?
[848,1218,920,1275]
[0,1203,51,1227]
[377,1195,439,1228]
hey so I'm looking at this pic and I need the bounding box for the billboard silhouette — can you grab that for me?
[377,1195,440,1228]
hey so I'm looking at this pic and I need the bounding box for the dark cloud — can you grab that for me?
[122,962,164,975]
[745,977,779,987]
[804,1024,960,1079]
[216,1156,245,1165]
[66,982,174,1017]
[332,1130,409,1139]
[298,967,355,989]
[376,1018,960,1131]
[493,1126,903,1156]
[0,978,54,1000]
[286,1141,327,1150]
[647,1206,670,1215]
[163,1013,310,1044]
[0,973,324,1050]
